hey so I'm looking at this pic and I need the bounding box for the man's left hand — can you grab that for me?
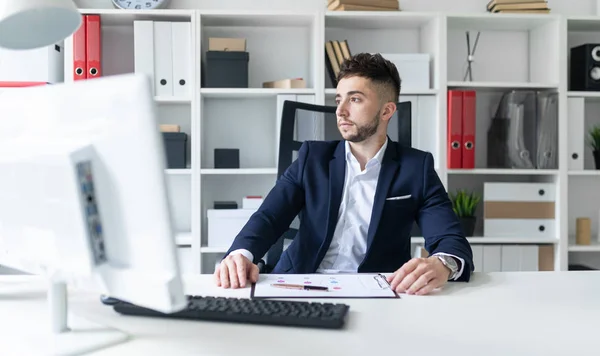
[386,256,451,295]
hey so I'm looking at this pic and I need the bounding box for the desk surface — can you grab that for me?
[1,271,599,356]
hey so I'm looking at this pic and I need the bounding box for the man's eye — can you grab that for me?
[351,97,360,102]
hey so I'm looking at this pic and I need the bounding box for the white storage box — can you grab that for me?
[483,182,556,238]
[484,182,555,202]
[378,53,430,91]
[484,219,555,239]
[0,44,64,83]
[242,196,264,209]
[207,209,256,248]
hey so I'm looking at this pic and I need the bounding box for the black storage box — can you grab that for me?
[204,51,249,88]
[162,132,188,169]
[214,148,240,168]
[214,201,238,209]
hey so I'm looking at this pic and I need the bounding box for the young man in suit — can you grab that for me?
[214,53,474,295]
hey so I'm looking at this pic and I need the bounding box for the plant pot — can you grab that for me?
[594,150,600,170]
[459,216,476,237]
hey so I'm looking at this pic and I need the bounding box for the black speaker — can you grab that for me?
[570,43,600,91]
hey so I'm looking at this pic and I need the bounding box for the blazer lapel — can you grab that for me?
[316,141,346,266]
[365,139,400,254]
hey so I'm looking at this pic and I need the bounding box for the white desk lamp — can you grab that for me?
[0,0,81,50]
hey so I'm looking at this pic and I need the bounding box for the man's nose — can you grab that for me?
[336,100,348,117]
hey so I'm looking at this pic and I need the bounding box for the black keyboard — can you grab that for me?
[110,295,350,329]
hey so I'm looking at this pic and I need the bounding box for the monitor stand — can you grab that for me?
[2,277,129,356]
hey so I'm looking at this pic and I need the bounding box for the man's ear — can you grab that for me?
[381,101,396,122]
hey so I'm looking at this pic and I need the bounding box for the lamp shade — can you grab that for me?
[0,0,81,50]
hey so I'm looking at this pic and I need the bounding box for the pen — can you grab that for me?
[270,283,329,291]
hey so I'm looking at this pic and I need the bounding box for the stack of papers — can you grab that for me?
[251,273,399,299]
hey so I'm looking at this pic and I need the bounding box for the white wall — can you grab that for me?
[75,0,599,16]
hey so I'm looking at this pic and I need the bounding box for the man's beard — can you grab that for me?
[340,112,380,143]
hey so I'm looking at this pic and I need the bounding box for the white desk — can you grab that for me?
[1,271,599,356]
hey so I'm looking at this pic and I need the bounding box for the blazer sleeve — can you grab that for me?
[223,142,309,263]
[416,152,474,282]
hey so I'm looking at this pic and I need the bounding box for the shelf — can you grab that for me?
[447,169,559,175]
[155,96,192,104]
[568,236,600,252]
[80,8,194,26]
[447,81,558,90]
[166,169,191,175]
[446,13,559,31]
[412,237,558,244]
[325,11,437,30]
[200,247,228,253]
[567,16,600,31]
[325,88,437,96]
[200,168,277,175]
[568,170,600,176]
[199,11,315,27]
[569,242,600,252]
[567,91,600,99]
[200,88,315,98]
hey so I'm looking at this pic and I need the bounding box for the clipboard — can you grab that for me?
[250,273,400,299]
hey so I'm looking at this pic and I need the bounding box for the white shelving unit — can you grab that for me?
[61,6,600,274]
[63,8,201,273]
[565,16,600,269]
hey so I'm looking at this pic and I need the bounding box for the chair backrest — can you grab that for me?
[263,99,413,271]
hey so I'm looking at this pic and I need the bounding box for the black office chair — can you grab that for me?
[258,99,414,273]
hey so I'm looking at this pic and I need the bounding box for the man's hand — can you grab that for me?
[386,256,451,295]
[213,253,259,289]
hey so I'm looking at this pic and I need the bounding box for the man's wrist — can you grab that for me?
[229,249,254,263]
[431,254,461,280]
[438,257,453,279]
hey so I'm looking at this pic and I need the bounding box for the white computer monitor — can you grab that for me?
[0,73,187,355]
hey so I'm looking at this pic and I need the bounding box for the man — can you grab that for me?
[214,53,474,295]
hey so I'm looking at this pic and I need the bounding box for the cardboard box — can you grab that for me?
[262,78,306,89]
[159,124,180,132]
[208,37,246,51]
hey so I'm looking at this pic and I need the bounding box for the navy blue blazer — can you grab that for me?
[225,138,474,282]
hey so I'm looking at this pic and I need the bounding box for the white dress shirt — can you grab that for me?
[231,140,465,280]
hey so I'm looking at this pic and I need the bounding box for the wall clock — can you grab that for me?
[111,0,171,10]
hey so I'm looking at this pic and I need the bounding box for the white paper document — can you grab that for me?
[251,273,399,299]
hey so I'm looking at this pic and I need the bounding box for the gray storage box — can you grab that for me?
[204,51,249,88]
[162,132,187,169]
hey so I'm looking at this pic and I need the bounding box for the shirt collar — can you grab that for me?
[344,138,388,167]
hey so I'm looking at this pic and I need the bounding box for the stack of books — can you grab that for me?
[486,0,550,13]
[328,0,400,11]
[325,40,352,85]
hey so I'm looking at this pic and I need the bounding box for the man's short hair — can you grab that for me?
[337,53,402,104]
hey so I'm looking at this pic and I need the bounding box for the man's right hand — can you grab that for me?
[213,253,259,289]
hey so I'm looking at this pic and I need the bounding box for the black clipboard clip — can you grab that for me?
[374,274,392,289]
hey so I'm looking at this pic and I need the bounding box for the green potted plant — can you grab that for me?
[449,189,480,237]
[588,125,600,170]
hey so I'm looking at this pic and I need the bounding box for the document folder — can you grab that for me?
[487,90,558,169]
[85,14,102,79]
[72,16,86,81]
